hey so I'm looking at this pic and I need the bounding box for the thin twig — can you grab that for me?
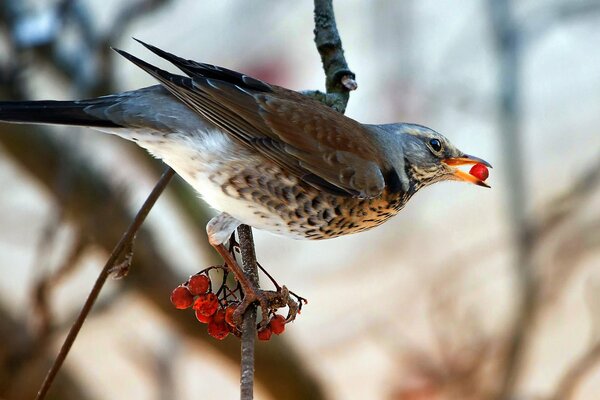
[35,167,175,400]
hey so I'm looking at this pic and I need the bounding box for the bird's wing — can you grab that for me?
[114,42,387,198]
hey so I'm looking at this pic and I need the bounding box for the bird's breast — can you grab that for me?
[133,128,411,240]
[201,163,411,240]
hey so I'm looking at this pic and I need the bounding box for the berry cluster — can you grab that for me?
[170,266,297,341]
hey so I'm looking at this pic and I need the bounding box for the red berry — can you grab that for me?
[193,293,219,317]
[187,274,210,295]
[469,163,489,181]
[195,309,213,324]
[257,327,272,341]
[269,315,286,335]
[208,311,229,340]
[213,309,226,324]
[225,304,238,327]
[170,286,194,309]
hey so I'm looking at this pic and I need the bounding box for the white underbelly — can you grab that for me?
[135,129,306,239]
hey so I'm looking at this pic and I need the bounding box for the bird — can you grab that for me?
[0,39,491,320]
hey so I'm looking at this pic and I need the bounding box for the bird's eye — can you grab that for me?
[429,138,442,152]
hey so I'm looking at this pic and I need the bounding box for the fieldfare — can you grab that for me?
[0,40,491,322]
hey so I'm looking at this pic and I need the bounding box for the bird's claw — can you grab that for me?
[232,285,300,329]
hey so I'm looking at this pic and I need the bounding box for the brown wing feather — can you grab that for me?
[115,44,387,198]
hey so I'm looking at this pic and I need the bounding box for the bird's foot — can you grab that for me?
[211,241,306,329]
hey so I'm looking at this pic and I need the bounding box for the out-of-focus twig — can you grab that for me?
[488,0,537,398]
[532,156,600,240]
[32,234,87,338]
[0,305,88,400]
[522,0,600,43]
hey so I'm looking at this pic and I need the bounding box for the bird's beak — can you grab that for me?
[442,154,492,188]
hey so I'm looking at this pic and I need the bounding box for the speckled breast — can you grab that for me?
[213,162,413,240]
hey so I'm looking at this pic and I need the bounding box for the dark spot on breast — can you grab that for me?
[384,168,403,194]
[311,197,322,209]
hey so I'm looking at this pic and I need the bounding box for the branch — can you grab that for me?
[238,225,259,399]
[306,0,357,113]
[35,167,175,400]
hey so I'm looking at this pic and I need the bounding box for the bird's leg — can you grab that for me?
[207,213,298,328]
[229,235,306,323]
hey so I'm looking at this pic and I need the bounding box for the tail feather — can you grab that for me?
[0,100,122,128]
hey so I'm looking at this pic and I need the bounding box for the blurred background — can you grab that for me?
[1,0,600,399]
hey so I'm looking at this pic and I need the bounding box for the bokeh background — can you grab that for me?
[1,0,600,399]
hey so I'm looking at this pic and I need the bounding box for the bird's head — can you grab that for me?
[391,123,492,190]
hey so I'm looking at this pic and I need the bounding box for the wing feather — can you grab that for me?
[114,43,388,198]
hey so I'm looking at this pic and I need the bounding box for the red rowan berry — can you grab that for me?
[187,274,210,295]
[208,310,229,340]
[193,293,219,317]
[195,309,213,324]
[170,286,194,309]
[269,314,286,335]
[257,327,272,341]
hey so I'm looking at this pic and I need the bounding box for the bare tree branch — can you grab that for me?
[238,225,259,400]
[35,167,175,400]
[303,0,357,113]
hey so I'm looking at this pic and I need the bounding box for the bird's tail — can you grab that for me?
[0,100,122,128]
